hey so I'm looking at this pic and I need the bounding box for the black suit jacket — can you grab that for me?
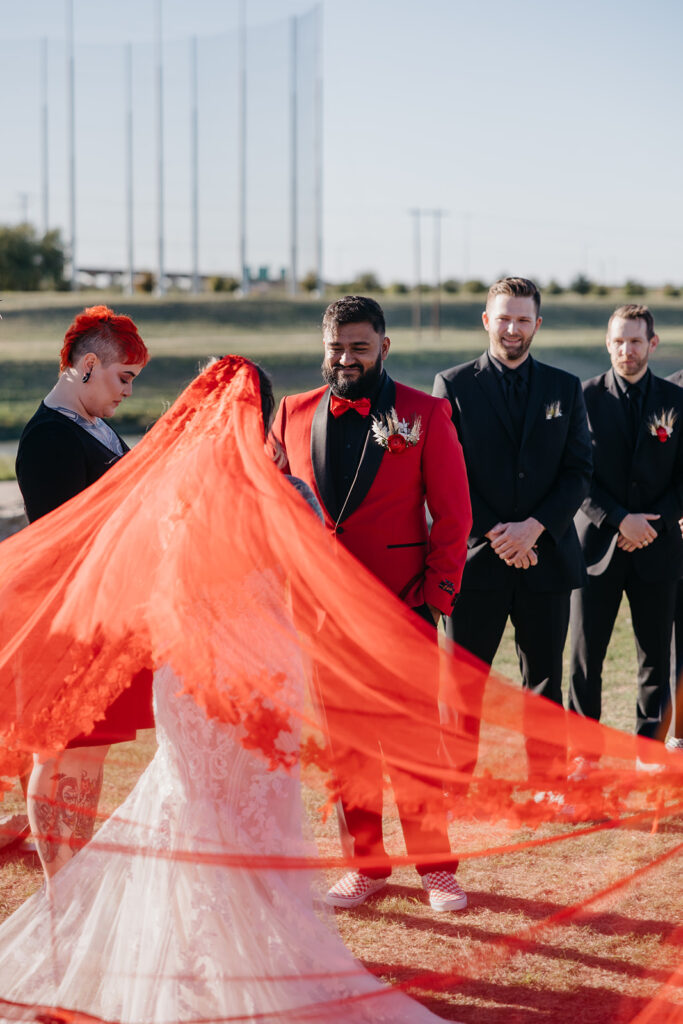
[16,402,129,522]
[433,353,592,592]
[576,369,683,581]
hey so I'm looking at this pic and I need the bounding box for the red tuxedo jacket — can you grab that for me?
[272,374,472,616]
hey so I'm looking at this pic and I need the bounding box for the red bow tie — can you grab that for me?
[329,395,372,418]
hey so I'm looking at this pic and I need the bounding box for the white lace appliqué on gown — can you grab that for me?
[0,624,443,1022]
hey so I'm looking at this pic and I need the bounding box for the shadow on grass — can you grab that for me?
[353,887,680,1021]
[398,974,665,1023]
[348,881,680,942]
[335,879,681,1021]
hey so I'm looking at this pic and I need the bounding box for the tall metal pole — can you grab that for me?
[190,35,200,294]
[288,15,298,297]
[41,37,49,235]
[156,0,165,296]
[125,42,134,296]
[66,0,76,288]
[410,209,422,343]
[238,0,248,293]
[313,3,323,293]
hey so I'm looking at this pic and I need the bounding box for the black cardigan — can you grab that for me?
[15,402,129,523]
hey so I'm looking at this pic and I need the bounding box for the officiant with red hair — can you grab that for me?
[272,295,472,913]
[15,304,153,880]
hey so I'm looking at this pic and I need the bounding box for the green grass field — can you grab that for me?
[1,290,682,439]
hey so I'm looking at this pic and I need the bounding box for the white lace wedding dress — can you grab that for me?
[0,657,443,1021]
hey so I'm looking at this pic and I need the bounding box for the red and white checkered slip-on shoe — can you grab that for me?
[325,871,388,908]
[421,871,467,911]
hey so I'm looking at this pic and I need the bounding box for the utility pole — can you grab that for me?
[41,37,49,234]
[190,35,200,294]
[313,3,323,293]
[125,42,134,295]
[17,193,29,224]
[409,209,422,343]
[288,15,298,296]
[238,0,248,294]
[462,211,471,281]
[66,0,76,288]
[155,0,165,296]
[430,209,446,339]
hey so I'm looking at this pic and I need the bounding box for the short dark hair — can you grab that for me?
[607,303,655,341]
[487,277,541,317]
[322,295,386,338]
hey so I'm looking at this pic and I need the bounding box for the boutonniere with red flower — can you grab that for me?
[647,408,678,443]
[371,408,422,453]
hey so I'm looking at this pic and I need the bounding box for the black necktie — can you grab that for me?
[504,370,527,443]
[625,384,642,445]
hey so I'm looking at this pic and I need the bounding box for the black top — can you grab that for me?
[15,402,129,523]
[487,351,532,443]
[326,372,386,510]
[576,369,683,581]
[433,353,592,592]
[613,367,650,402]
[487,349,532,387]
[613,369,650,446]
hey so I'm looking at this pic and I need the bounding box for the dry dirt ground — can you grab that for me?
[1,723,680,1024]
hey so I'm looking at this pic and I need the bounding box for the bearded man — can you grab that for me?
[272,295,472,912]
[569,304,683,765]
[433,277,592,780]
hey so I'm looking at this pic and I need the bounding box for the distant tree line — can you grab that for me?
[1,222,681,300]
[314,271,683,299]
[0,224,67,291]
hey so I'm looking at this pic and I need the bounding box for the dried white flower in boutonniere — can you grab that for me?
[545,401,562,419]
[371,408,422,453]
[647,408,678,443]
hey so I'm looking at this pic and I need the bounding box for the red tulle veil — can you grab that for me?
[0,355,680,1021]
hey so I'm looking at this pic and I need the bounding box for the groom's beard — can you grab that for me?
[321,353,383,399]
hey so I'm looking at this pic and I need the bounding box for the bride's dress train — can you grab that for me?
[0,665,442,1023]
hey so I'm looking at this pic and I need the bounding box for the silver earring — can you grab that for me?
[82,370,92,383]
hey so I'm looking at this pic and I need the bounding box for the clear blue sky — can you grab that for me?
[1,0,681,287]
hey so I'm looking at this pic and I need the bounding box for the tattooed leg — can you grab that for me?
[27,746,109,881]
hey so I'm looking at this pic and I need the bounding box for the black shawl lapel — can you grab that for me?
[337,373,396,524]
[473,353,517,445]
[310,389,339,520]
[520,356,545,448]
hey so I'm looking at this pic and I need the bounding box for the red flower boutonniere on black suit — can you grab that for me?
[647,409,678,444]
[371,408,422,453]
